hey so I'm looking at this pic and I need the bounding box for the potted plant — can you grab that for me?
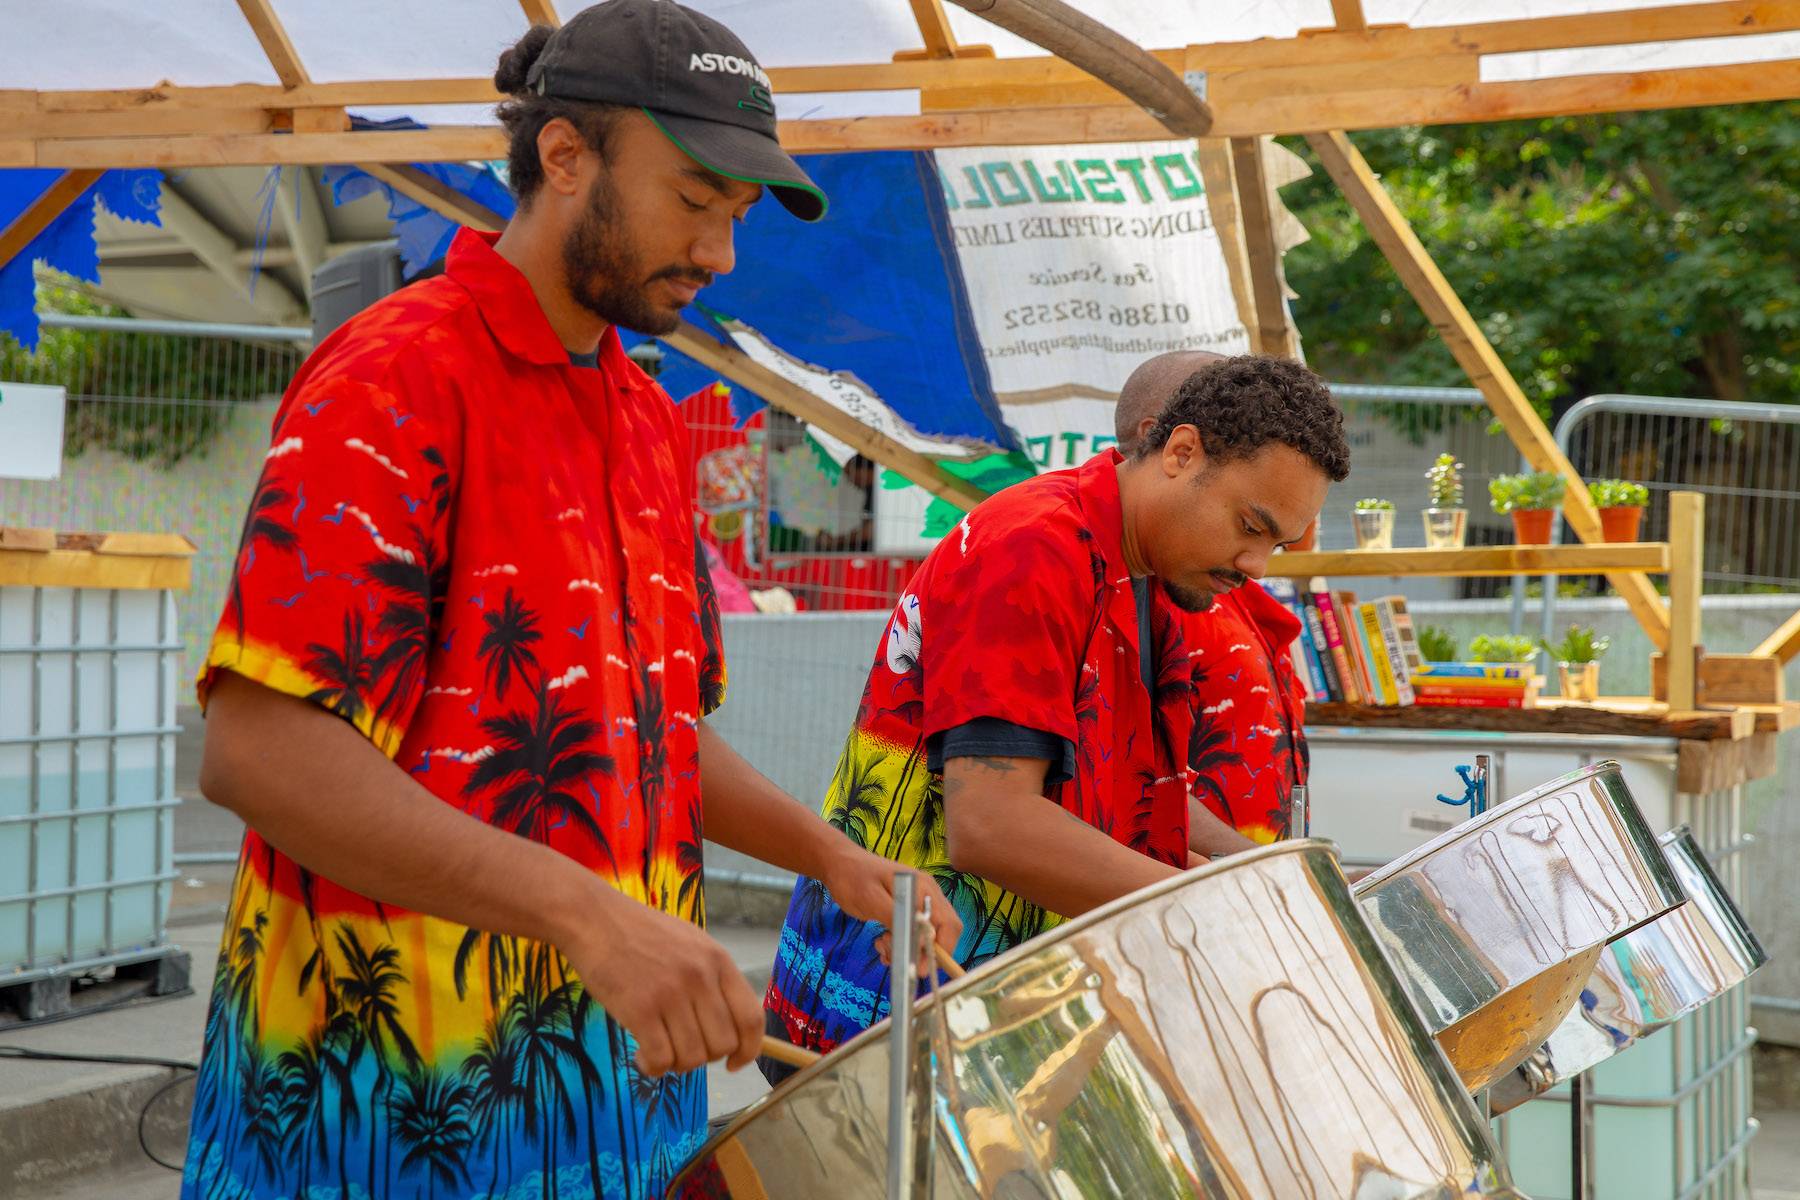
[1588,479,1650,543]
[1352,498,1395,550]
[1489,471,1567,544]
[1541,624,1611,702]
[1469,633,1537,666]
[1422,452,1467,549]
[1417,625,1459,663]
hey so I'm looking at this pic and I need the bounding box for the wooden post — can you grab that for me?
[1667,491,1705,712]
[1305,129,1672,649]
[1228,136,1296,358]
[0,170,103,274]
[1193,139,1260,348]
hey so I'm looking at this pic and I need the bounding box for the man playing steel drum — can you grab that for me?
[762,354,1350,1076]
[1115,351,1314,855]
[184,4,955,1197]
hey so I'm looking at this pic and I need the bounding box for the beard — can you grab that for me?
[1164,582,1216,613]
[561,170,710,336]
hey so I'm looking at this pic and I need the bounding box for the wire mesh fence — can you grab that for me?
[4,318,1798,679]
[1557,396,1800,593]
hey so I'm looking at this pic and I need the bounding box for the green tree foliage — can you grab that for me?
[1279,103,1799,417]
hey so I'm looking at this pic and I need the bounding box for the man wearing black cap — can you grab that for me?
[184,4,955,1197]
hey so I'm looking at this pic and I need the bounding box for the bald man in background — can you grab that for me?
[1116,352,1314,854]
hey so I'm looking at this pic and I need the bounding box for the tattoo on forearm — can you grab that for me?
[966,756,1019,775]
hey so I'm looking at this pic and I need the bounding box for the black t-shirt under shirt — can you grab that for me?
[927,576,1156,786]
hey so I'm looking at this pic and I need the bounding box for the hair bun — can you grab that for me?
[495,25,555,94]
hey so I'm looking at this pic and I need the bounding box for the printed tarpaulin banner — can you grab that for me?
[872,139,1310,554]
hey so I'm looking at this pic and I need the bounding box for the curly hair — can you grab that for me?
[1136,355,1350,482]
[493,26,631,206]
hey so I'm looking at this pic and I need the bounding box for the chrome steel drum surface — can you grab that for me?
[1489,825,1767,1114]
[670,841,1526,1199]
[1351,760,1685,1093]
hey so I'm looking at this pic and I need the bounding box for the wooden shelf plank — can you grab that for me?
[1308,696,1752,741]
[1266,542,1669,578]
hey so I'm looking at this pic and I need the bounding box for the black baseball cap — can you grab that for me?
[526,0,827,222]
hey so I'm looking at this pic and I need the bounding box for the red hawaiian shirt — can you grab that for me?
[765,448,1196,1055]
[1181,581,1309,843]
[185,229,723,1200]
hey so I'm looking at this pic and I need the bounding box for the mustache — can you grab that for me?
[649,265,714,288]
[1210,570,1247,590]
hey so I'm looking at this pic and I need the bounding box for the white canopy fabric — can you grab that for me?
[5,1,1795,125]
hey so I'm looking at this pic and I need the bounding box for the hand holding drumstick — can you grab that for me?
[759,943,964,1069]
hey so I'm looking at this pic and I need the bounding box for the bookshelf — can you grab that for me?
[1277,495,1781,779]
[1265,542,1669,579]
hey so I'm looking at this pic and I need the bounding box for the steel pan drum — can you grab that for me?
[671,841,1525,1199]
[1351,761,1685,1093]
[1488,825,1767,1114]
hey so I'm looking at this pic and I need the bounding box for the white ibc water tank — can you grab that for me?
[0,533,192,1017]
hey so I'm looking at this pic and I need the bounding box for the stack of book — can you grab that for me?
[1261,577,1425,707]
[1409,662,1539,709]
[1260,577,1538,709]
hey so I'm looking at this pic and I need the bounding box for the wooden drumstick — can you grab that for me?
[758,1036,821,1068]
[755,946,964,1069]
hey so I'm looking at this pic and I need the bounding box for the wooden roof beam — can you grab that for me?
[235,0,310,89]
[356,162,508,230]
[896,0,994,61]
[1329,0,1368,32]
[517,0,561,27]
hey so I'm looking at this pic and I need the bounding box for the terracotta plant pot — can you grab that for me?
[1598,505,1644,543]
[1511,508,1555,544]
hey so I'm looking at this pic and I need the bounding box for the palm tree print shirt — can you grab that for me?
[185,229,726,1200]
[1181,583,1310,845]
[764,450,1197,1057]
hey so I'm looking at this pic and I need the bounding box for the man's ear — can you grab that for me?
[1160,423,1207,479]
[536,117,588,199]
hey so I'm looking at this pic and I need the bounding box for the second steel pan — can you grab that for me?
[671,840,1525,1199]
[1351,760,1686,1092]
[1489,824,1768,1114]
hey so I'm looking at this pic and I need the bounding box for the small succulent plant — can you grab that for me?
[1425,453,1465,509]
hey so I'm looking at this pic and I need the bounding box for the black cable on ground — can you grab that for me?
[1,1044,199,1172]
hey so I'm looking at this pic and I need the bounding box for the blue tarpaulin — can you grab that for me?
[335,148,1010,449]
[4,143,1010,450]
[0,169,161,350]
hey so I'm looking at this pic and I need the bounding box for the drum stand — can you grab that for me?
[888,873,945,1200]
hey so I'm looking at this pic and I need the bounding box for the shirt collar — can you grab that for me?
[1231,579,1303,643]
[1074,448,1133,589]
[447,228,641,386]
